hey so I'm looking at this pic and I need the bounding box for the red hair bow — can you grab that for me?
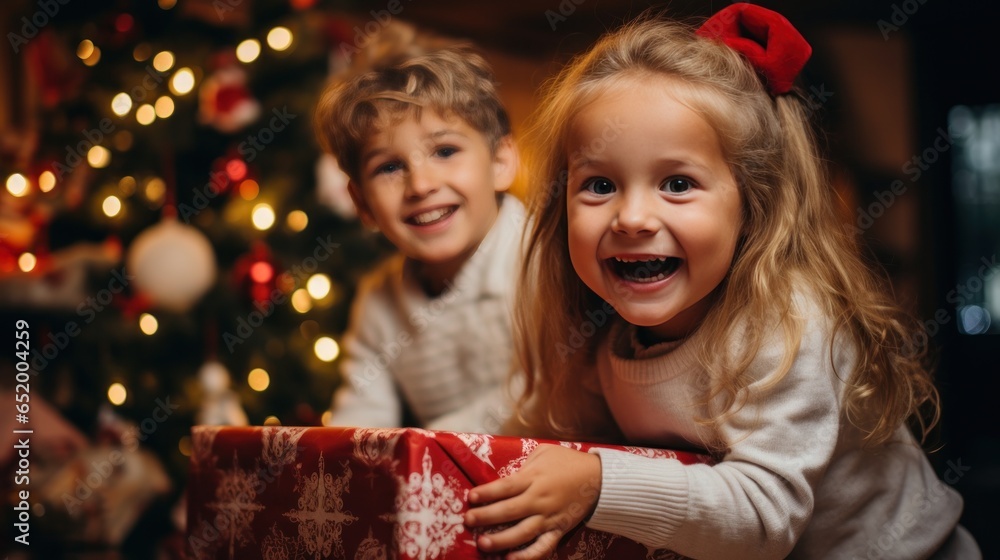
[696,3,811,95]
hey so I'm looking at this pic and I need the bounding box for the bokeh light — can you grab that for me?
[88,146,112,168]
[6,173,29,197]
[139,313,159,335]
[248,368,270,391]
[153,51,175,72]
[108,383,127,405]
[252,203,275,230]
[306,274,331,299]
[314,336,340,362]
[291,289,312,313]
[267,27,293,51]
[154,96,175,118]
[18,253,36,273]
[136,104,156,125]
[170,68,195,95]
[102,195,122,217]
[286,210,308,232]
[38,171,56,192]
[236,39,261,63]
[112,92,133,116]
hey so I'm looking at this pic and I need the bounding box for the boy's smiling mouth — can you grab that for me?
[606,255,682,283]
[406,205,458,226]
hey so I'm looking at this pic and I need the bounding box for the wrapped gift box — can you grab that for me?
[186,426,711,559]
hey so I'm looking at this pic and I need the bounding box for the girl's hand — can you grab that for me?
[464,444,602,559]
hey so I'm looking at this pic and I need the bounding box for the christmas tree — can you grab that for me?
[1,0,396,553]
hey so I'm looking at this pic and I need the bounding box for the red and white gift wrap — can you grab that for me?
[186,426,710,559]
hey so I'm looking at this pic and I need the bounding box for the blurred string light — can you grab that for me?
[119,176,137,195]
[136,104,156,125]
[249,260,273,283]
[144,177,166,202]
[226,159,247,181]
[102,195,122,217]
[38,171,55,192]
[238,179,259,200]
[170,68,195,95]
[290,289,312,313]
[267,27,293,51]
[6,173,29,197]
[320,410,333,426]
[108,383,127,405]
[251,203,275,230]
[286,210,308,232]
[236,39,261,63]
[76,39,94,60]
[139,313,158,335]
[133,43,152,62]
[152,51,175,72]
[263,415,281,426]
[115,13,134,33]
[158,0,177,9]
[82,46,101,67]
[314,336,340,362]
[17,253,36,273]
[155,96,175,118]
[112,92,133,116]
[88,146,111,168]
[306,274,331,299]
[248,368,270,391]
[178,436,192,457]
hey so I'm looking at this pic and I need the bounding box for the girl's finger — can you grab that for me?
[469,472,530,504]
[506,530,562,560]
[466,492,534,527]
[475,514,546,552]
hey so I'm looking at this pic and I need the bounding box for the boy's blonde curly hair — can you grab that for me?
[314,42,511,183]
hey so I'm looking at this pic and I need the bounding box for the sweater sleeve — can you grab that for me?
[587,317,847,559]
[328,273,403,428]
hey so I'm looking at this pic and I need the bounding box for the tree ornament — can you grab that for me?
[125,219,217,312]
[196,360,249,426]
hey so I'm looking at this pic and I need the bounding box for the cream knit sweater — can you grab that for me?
[586,295,978,559]
[328,196,524,434]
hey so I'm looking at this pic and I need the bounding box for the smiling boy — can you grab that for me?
[314,45,523,433]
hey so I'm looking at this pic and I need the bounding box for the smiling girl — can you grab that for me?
[464,5,980,559]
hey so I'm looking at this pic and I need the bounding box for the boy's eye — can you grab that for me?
[661,177,694,194]
[375,161,402,175]
[435,146,458,158]
[582,177,615,195]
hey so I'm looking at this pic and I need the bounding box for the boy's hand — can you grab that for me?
[465,444,602,560]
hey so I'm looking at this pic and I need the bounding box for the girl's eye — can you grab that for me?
[582,177,615,195]
[375,162,402,175]
[661,177,694,194]
[435,146,458,158]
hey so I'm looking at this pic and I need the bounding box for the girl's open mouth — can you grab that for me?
[406,205,457,226]
[607,256,682,283]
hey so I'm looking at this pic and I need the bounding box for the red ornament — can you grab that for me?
[115,13,134,33]
[232,242,281,306]
[198,60,261,134]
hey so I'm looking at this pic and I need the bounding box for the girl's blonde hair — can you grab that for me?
[514,17,939,448]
